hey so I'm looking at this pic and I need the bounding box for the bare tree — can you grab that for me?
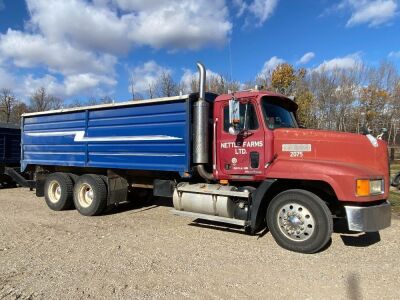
[80,95,114,106]
[99,95,113,104]
[10,102,29,124]
[86,96,99,106]
[129,72,135,100]
[147,83,155,99]
[29,87,63,112]
[69,99,83,108]
[0,88,17,123]
[155,71,179,98]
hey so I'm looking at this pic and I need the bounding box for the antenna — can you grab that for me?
[228,38,233,81]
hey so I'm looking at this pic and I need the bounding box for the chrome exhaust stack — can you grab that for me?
[193,62,214,180]
[197,62,206,100]
[193,62,209,164]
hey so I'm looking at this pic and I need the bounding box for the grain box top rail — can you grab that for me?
[22,94,191,117]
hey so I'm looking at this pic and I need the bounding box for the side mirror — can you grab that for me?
[228,98,241,135]
[229,98,240,125]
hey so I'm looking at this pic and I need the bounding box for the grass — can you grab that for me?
[391,163,400,174]
[390,162,400,213]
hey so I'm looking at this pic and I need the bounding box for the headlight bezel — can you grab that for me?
[356,178,384,197]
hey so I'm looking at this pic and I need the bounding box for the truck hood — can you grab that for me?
[273,128,389,178]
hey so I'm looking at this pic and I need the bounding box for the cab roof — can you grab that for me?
[215,90,298,111]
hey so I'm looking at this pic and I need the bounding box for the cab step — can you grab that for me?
[170,209,247,226]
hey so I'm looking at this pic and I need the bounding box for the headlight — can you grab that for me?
[356,179,384,196]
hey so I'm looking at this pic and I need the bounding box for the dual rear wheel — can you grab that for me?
[44,173,107,216]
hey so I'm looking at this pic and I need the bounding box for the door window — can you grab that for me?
[223,103,259,132]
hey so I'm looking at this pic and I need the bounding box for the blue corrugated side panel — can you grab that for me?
[21,99,191,174]
[0,126,21,165]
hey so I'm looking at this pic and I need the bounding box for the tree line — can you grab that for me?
[1,61,399,145]
[180,61,400,146]
[0,87,114,124]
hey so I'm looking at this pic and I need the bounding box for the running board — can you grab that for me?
[170,209,246,226]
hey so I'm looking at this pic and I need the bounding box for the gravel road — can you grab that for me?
[0,188,399,299]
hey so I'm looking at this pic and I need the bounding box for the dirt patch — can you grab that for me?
[0,188,399,299]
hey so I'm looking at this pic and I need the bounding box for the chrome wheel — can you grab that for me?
[77,183,94,208]
[277,203,315,242]
[48,181,62,204]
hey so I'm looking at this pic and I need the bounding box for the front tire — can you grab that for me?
[73,174,107,216]
[44,173,74,211]
[266,189,333,254]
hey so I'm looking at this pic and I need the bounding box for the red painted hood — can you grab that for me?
[270,128,389,201]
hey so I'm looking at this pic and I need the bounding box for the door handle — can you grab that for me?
[250,152,259,169]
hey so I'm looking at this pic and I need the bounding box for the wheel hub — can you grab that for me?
[78,183,94,208]
[86,189,94,200]
[277,203,315,242]
[55,187,61,198]
[48,181,62,203]
[288,214,302,226]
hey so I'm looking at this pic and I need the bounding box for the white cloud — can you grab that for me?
[26,0,232,52]
[249,0,279,26]
[0,69,117,100]
[0,67,16,90]
[389,51,400,59]
[64,74,117,96]
[297,52,315,65]
[180,67,221,93]
[125,1,232,50]
[259,56,285,76]
[314,53,362,72]
[27,0,132,54]
[130,61,171,94]
[0,29,117,76]
[337,0,398,27]
[0,0,234,99]
[22,74,66,97]
[180,69,198,92]
[234,0,279,26]
[233,0,247,17]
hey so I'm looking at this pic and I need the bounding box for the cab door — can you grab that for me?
[216,100,265,178]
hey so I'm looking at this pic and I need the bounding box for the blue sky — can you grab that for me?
[0,0,399,103]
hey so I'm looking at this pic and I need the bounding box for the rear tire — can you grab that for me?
[67,173,79,184]
[44,172,74,211]
[266,189,333,254]
[73,174,107,216]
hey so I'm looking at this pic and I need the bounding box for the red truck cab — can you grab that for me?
[210,90,390,251]
[214,91,390,203]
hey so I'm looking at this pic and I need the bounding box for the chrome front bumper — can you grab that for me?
[345,201,391,232]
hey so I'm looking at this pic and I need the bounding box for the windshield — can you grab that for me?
[262,99,298,129]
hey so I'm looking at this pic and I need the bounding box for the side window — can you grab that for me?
[223,103,259,132]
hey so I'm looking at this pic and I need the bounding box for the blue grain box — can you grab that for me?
[21,95,200,175]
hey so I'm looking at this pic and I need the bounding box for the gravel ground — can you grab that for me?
[0,187,399,299]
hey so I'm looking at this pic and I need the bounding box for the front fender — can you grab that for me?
[266,159,389,202]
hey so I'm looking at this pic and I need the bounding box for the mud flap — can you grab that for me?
[107,170,128,205]
[250,179,276,234]
[35,173,46,197]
